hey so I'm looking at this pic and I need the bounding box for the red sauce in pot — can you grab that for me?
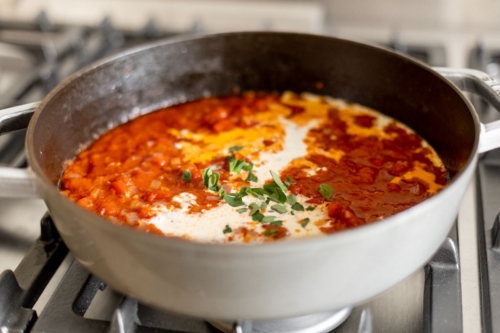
[60,92,449,243]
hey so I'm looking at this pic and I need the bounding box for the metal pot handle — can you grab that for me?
[434,67,500,153]
[0,102,39,198]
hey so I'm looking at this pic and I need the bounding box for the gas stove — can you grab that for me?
[0,10,495,333]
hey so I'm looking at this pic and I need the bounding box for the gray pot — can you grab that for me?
[0,32,497,321]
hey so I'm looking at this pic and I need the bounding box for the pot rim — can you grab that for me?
[25,31,481,252]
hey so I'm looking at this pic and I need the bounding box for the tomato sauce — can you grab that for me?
[60,92,449,242]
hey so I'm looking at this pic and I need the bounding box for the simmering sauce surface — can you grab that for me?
[60,92,449,243]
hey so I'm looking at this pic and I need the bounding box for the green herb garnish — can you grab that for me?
[249,202,260,215]
[223,193,245,207]
[262,216,277,223]
[271,204,287,214]
[246,172,258,182]
[182,170,192,183]
[270,220,283,226]
[319,183,333,200]
[236,208,247,214]
[247,188,265,199]
[291,202,305,211]
[252,211,264,222]
[270,170,288,192]
[229,146,244,152]
[229,159,248,174]
[268,187,287,204]
[223,225,232,234]
[286,194,296,205]
[202,168,221,191]
[242,162,253,172]
[260,201,268,210]
[264,229,279,237]
[306,205,316,211]
[300,218,310,228]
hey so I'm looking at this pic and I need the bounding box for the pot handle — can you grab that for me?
[434,67,500,153]
[0,102,40,198]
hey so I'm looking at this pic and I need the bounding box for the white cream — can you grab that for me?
[148,193,327,243]
[252,117,318,185]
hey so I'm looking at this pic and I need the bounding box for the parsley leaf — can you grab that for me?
[239,187,249,197]
[242,162,253,172]
[202,168,221,191]
[286,194,296,205]
[246,172,258,182]
[270,170,288,192]
[252,211,264,222]
[306,205,316,211]
[182,170,191,183]
[270,220,283,226]
[223,225,232,234]
[249,202,260,215]
[236,208,247,214]
[247,188,265,199]
[291,202,305,211]
[300,218,310,228]
[260,201,268,210]
[263,181,279,194]
[229,159,248,174]
[229,146,243,152]
[268,187,287,204]
[262,216,277,223]
[264,229,279,237]
[319,183,333,200]
[223,193,245,207]
[284,175,296,187]
[271,204,287,214]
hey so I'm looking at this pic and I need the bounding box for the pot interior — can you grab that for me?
[28,32,477,184]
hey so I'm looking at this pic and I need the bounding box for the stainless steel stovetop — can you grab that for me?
[0,12,497,333]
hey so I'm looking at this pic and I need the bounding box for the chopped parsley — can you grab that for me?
[246,172,258,182]
[182,170,192,183]
[252,211,265,222]
[300,218,310,228]
[270,204,287,214]
[270,170,288,193]
[264,229,279,237]
[261,216,278,223]
[236,208,247,214]
[319,183,333,200]
[202,168,221,191]
[306,205,316,211]
[270,220,283,226]
[223,193,245,207]
[286,194,296,205]
[291,202,305,211]
[223,225,232,234]
[246,188,265,199]
[249,202,260,215]
[260,201,268,210]
[229,145,243,152]
[229,159,248,174]
[267,187,287,204]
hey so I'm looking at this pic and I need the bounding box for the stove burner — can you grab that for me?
[208,308,352,333]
